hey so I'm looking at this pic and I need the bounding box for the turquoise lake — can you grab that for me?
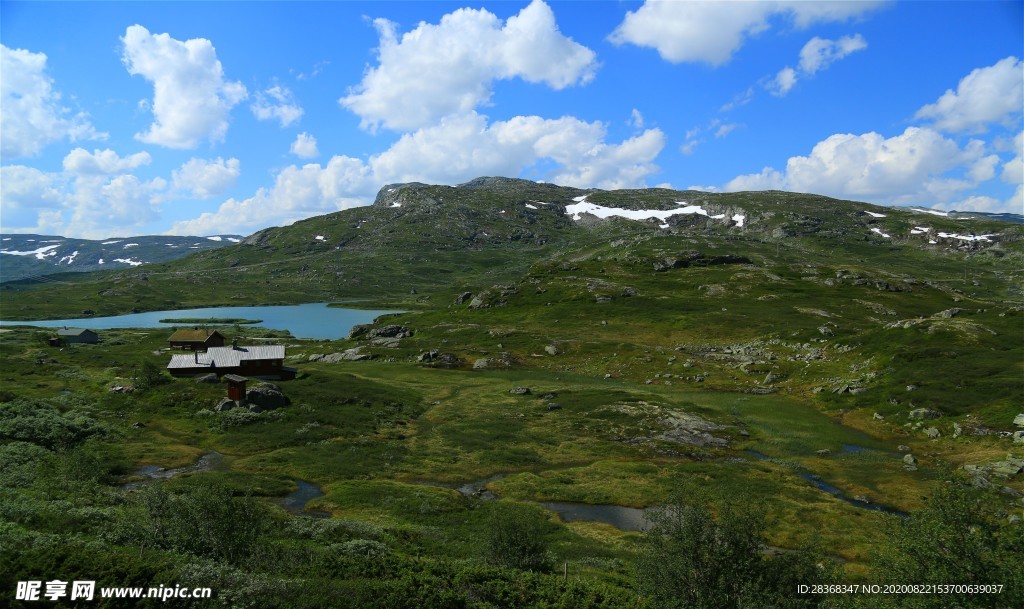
[0,303,401,339]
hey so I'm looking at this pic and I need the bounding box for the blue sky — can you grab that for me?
[1,0,1021,239]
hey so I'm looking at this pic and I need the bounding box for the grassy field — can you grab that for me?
[2,183,1022,606]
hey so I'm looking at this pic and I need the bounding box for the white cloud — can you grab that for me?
[967,154,1000,183]
[609,1,884,66]
[122,25,247,148]
[290,132,319,159]
[170,111,665,235]
[770,34,867,97]
[340,0,597,131]
[724,127,1014,209]
[62,148,151,175]
[798,34,867,74]
[0,166,65,231]
[769,67,798,96]
[714,123,740,138]
[1,44,106,158]
[1000,131,1023,185]
[0,162,168,238]
[628,109,645,129]
[945,195,1003,213]
[66,174,164,237]
[172,157,241,198]
[915,56,1023,133]
[251,85,303,127]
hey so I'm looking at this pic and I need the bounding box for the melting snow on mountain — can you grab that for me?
[113,258,144,266]
[911,207,950,217]
[870,227,892,238]
[937,232,995,242]
[566,196,735,225]
[0,244,62,259]
[525,203,538,209]
[59,251,79,265]
[863,211,887,218]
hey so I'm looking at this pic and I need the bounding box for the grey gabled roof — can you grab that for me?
[57,328,94,336]
[167,345,285,370]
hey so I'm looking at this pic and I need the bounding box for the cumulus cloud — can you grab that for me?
[170,111,665,235]
[340,0,597,131]
[62,148,151,175]
[723,127,1013,209]
[609,1,883,66]
[1,44,106,158]
[172,157,241,198]
[290,132,319,159]
[769,34,867,96]
[1001,132,1023,185]
[915,56,1023,133]
[122,25,247,148]
[0,162,168,238]
[251,85,303,127]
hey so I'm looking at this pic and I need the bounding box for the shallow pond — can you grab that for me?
[279,480,330,517]
[540,501,652,532]
[0,303,400,339]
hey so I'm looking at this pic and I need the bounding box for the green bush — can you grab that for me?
[634,491,837,609]
[483,502,554,573]
[0,398,107,450]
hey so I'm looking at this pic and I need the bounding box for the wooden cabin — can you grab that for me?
[56,328,99,344]
[166,343,295,380]
[167,329,226,351]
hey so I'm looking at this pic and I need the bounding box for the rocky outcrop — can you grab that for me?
[246,384,288,412]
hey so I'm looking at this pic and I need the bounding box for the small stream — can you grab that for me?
[745,449,906,516]
[121,452,226,489]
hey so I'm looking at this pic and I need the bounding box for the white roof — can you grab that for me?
[167,345,285,370]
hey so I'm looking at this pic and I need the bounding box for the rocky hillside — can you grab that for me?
[0,233,242,281]
[2,177,1021,319]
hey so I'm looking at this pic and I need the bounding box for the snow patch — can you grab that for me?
[390,202,402,208]
[123,243,139,248]
[572,194,589,202]
[101,240,121,245]
[659,223,669,229]
[565,200,732,225]
[863,211,887,218]
[98,258,105,264]
[59,251,79,265]
[314,235,325,241]
[113,258,144,266]
[928,240,937,244]
[1,238,9,241]
[525,203,538,210]
[870,227,892,238]
[1,244,62,260]
[226,237,240,243]
[206,236,223,242]
[937,232,995,242]
[911,207,949,217]
[732,214,746,227]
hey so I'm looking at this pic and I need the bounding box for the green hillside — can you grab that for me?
[2,179,1022,607]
